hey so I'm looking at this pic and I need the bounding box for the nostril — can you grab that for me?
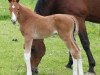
[13,21,16,24]
[11,19,16,24]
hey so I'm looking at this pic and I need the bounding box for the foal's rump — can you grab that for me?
[52,14,80,59]
[53,14,79,35]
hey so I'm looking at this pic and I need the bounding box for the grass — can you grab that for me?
[0,0,37,20]
[0,0,100,75]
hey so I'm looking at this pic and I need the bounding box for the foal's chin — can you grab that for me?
[11,20,17,25]
[12,21,16,25]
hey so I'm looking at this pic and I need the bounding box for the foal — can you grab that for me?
[8,0,83,75]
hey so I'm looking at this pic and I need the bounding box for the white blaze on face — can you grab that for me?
[12,4,15,8]
[11,4,17,22]
[12,12,17,22]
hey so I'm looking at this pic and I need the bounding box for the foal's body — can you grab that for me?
[19,4,80,59]
[20,6,82,75]
[9,1,83,75]
[19,9,76,40]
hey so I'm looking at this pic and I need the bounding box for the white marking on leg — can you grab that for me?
[73,58,78,75]
[11,12,17,22]
[24,51,32,75]
[78,58,84,75]
[53,30,58,34]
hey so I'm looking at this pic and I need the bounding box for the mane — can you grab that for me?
[18,3,42,20]
[17,3,43,24]
[19,4,36,16]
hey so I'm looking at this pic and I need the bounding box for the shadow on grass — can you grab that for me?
[0,15,10,20]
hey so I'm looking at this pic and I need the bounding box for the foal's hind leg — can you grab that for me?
[24,36,33,75]
[66,36,83,75]
[66,52,73,69]
[66,17,95,74]
[66,33,75,69]
[59,32,83,75]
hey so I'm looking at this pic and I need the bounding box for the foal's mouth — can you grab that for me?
[12,21,16,24]
[11,20,16,25]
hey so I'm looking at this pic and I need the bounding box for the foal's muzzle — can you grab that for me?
[11,12,17,25]
[11,19,16,25]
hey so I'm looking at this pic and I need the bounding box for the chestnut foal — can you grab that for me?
[8,0,83,75]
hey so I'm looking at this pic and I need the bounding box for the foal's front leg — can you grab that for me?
[24,36,33,75]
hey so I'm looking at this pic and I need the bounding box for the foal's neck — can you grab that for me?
[17,4,39,24]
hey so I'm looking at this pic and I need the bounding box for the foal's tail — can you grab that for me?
[71,16,79,34]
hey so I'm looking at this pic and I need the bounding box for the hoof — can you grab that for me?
[84,72,96,75]
[32,68,38,75]
[12,39,18,42]
[65,65,72,69]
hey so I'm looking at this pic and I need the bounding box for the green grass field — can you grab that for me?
[0,0,100,75]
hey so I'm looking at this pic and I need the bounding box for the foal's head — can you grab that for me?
[8,0,20,24]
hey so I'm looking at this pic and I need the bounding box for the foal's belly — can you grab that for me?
[32,29,58,39]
